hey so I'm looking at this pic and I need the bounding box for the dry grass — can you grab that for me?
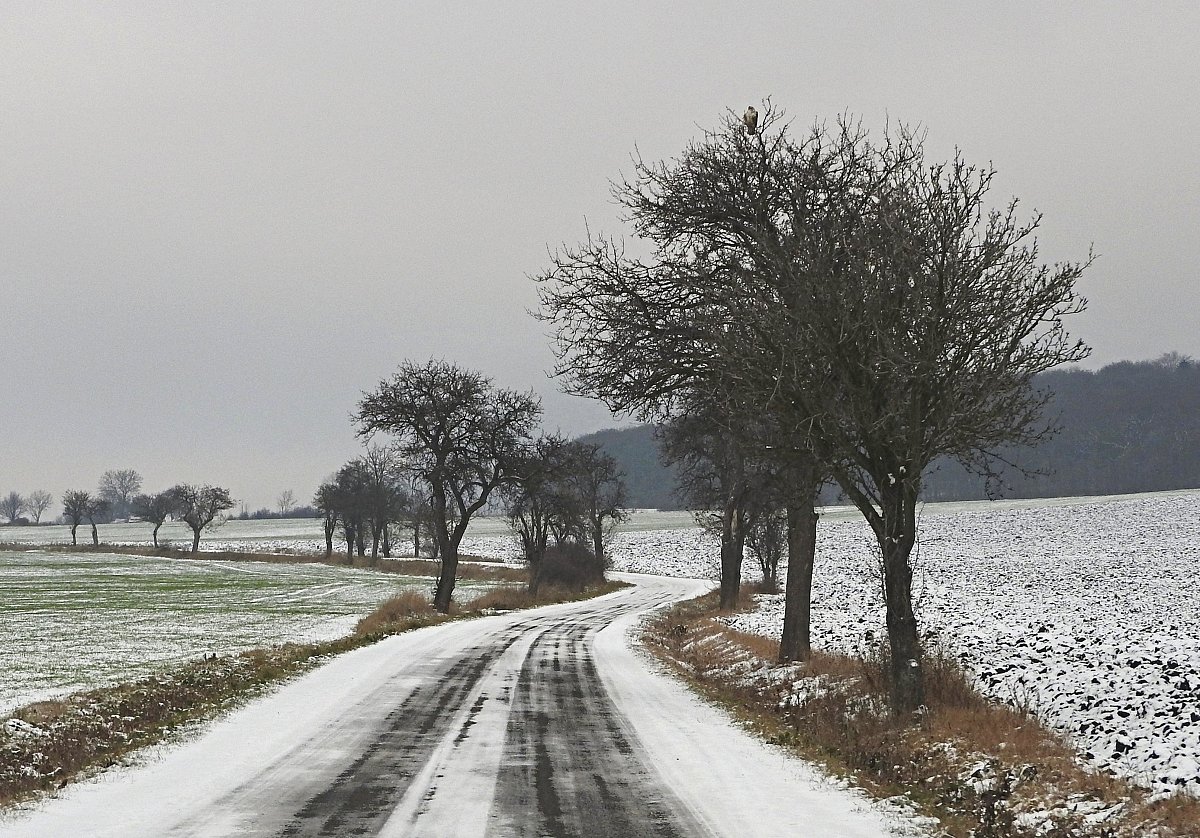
[644,595,1200,838]
[353,590,442,636]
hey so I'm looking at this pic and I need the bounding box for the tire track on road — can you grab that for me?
[167,621,542,837]
[487,612,706,838]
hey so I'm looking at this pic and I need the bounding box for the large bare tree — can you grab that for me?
[539,105,1090,712]
[355,360,541,612]
[535,106,827,636]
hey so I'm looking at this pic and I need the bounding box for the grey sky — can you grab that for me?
[3,3,1198,510]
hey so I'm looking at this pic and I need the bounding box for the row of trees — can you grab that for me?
[535,104,1090,714]
[499,433,626,595]
[348,359,629,612]
[1,469,143,527]
[313,446,428,562]
[59,484,235,552]
[1,490,54,524]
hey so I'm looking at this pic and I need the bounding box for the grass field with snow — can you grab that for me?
[0,551,450,714]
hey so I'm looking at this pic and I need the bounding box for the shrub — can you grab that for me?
[538,542,604,592]
[354,590,435,636]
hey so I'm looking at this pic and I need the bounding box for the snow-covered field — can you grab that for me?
[715,490,1200,800]
[5,493,1197,800]
[0,551,448,714]
[464,492,1200,799]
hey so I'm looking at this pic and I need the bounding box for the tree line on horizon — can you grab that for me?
[580,352,1200,509]
[0,469,235,554]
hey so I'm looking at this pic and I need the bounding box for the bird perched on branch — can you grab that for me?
[743,105,759,135]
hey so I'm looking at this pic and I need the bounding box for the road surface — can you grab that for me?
[1,574,910,837]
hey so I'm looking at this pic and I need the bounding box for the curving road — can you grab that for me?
[0,575,906,838]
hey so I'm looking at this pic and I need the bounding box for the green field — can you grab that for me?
[0,550,465,713]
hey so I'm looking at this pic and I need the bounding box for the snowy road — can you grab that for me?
[1,574,910,838]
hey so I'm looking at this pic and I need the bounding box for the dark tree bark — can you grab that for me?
[718,495,747,610]
[779,453,821,662]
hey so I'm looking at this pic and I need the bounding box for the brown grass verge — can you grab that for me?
[0,574,619,809]
[643,595,1200,838]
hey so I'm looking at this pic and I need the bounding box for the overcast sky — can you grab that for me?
[3,3,1197,511]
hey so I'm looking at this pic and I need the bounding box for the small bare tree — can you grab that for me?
[171,484,235,553]
[98,469,142,520]
[85,497,110,545]
[276,489,296,517]
[1,491,25,523]
[746,506,786,593]
[313,479,340,559]
[61,491,91,544]
[132,491,178,547]
[26,490,53,524]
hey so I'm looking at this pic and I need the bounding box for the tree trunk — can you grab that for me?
[527,556,543,596]
[70,524,78,545]
[591,515,605,571]
[191,527,202,553]
[779,500,818,662]
[880,483,924,715]
[370,523,381,562]
[718,498,745,610]
[90,522,99,546]
[433,543,457,612]
[152,522,162,548]
[412,521,421,558]
[382,525,391,558]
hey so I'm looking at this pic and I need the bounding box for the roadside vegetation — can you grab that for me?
[644,591,1199,838]
[0,572,623,809]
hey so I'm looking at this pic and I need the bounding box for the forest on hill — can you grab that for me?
[579,355,1200,508]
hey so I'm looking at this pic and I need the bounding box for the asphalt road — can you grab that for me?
[1,575,903,838]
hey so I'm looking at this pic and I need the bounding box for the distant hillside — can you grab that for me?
[577,355,1200,507]
[924,355,1200,500]
[575,425,685,510]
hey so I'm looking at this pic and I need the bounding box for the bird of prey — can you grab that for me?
[743,105,759,135]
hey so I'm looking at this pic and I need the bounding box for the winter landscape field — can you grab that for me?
[0,551,454,714]
[605,491,1200,801]
[3,490,1197,803]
